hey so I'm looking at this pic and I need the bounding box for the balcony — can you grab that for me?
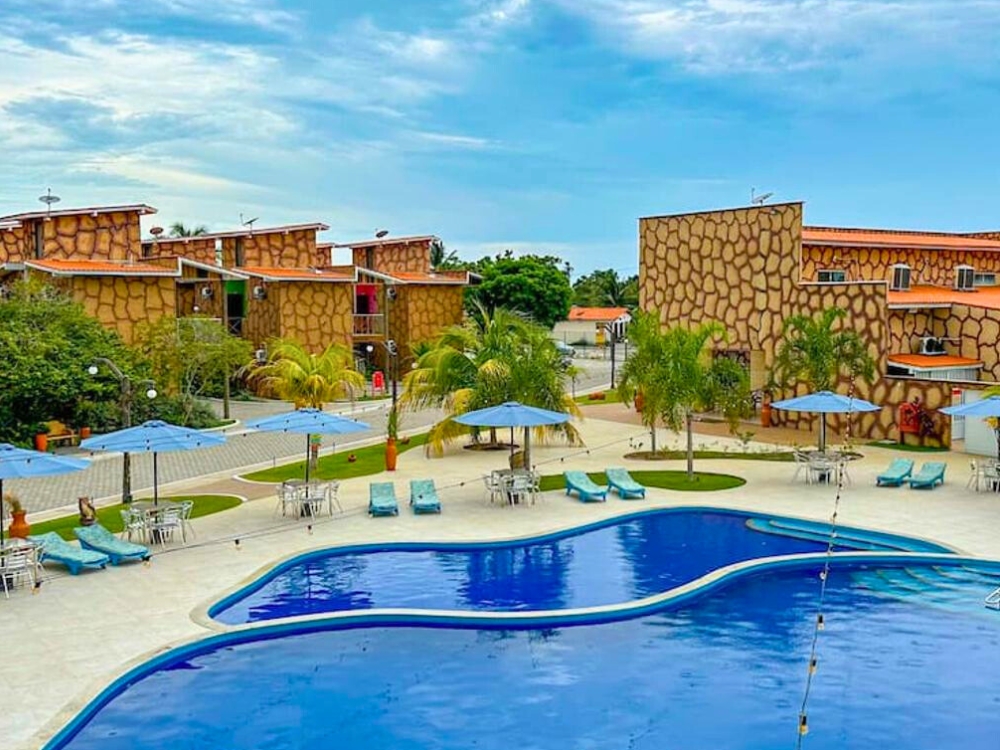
[353,314,385,337]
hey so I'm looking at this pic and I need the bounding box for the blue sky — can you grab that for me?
[1,1,998,275]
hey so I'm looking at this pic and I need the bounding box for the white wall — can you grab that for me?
[958,390,997,457]
[552,321,600,345]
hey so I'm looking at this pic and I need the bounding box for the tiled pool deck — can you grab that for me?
[5,415,999,749]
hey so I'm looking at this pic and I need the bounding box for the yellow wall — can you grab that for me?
[48,274,177,344]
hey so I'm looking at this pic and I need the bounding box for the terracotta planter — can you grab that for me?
[8,510,30,539]
[634,392,645,413]
[80,426,92,439]
[34,433,48,452]
[761,402,772,428]
[385,438,398,471]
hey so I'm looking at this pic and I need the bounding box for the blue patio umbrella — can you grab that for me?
[0,444,89,544]
[941,396,1000,457]
[770,391,880,451]
[244,408,370,482]
[81,420,225,505]
[455,401,571,466]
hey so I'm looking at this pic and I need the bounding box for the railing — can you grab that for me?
[228,317,243,337]
[987,586,1000,611]
[353,314,385,336]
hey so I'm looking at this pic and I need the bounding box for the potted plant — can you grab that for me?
[4,492,30,539]
[385,405,399,471]
[34,425,49,452]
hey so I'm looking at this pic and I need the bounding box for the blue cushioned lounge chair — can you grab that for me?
[876,458,914,487]
[74,524,150,564]
[605,467,646,499]
[410,479,442,514]
[908,462,947,489]
[30,532,109,575]
[564,471,608,502]
[369,482,399,516]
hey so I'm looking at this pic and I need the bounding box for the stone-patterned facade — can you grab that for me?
[3,212,142,262]
[223,229,319,268]
[351,238,433,274]
[46,274,177,344]
[275,283,353,352]
[637,202,1000,445]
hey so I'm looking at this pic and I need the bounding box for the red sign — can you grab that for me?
[372,371,385,392]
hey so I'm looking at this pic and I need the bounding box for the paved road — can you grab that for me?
[8,359,616,515]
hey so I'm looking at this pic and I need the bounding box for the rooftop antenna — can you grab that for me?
[240,213,259,231]
[375,229,389,239]
[751,187,774,205]
[38,188,61,217]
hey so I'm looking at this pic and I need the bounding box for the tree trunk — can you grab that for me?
[686,413,694,481]
[650,424,657,454]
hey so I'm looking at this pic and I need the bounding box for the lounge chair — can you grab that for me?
[410,479,442,514]
[74,524,150,564]
[876,458,914,487]
[908,462,947,489]
[369,482,399,516]
[564,471,608,502]
[30,532,109,575]
[605,467,646,499]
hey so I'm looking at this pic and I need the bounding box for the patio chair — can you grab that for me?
[564,471,608,502]
[908,462,947,490]
[875,458,914,487]
[74,524,151,564]
[792,451,814,484]
[29,532,109,575]
[1,546,39,597]
[605,467,646,499]
[149,506,184,545]
[119,507,148,543]
[482,474,502,504]
[410,479,442,514]
[369,482,399,517]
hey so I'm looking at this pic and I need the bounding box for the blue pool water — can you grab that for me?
[212,509,933,624]
[53,560,1000,750]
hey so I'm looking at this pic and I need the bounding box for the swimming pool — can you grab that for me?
[210,508,947,624]
[50,559,1000,750]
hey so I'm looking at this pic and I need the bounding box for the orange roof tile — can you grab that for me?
[567,306,631,321]
[888,354,982,369]
[803,226,1000,251]
[887,285,1000,311]
[25,259,177,276]
[240,266,352,282]
[390,271,469,284]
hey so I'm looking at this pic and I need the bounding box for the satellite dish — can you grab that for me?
[750,188,774,205]
[375,229,389,238]
[240,213,259,230]
[150,226,165,237]
[38,188,61,214]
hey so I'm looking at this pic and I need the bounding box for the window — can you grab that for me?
[974,272,996,287]
[890,264,911,291]
[955,265,975,291]
[33,221,44,259]
[234,238,245,267]
[817,269,846,283]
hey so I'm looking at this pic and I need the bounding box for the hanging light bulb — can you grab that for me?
[817,613,825,631]
[809,657,818,675]
[234,538,241,550]
[799,714,809,736]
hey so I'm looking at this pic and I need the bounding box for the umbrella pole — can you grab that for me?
[510,427,515,461]
[153,453,159,506]
[524,427,531,469]
[305,433,311,483]
[819,415,827,452]
[1,477,5,545]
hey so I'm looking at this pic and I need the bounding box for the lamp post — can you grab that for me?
[88,359,157,503]
[603,322,617,389]
[366,339,398,413]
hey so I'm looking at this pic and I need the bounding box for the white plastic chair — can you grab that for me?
[119,508,148,543]
[149,507,184,545]
[178,500,196,540]
[792,451,813,484]
[1,547,37,598]
[966,460,978,491]
[483,474,502,504]
[510,474,532,506]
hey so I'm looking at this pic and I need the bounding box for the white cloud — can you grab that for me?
[550,0,1000,75]
[411,131,495,150]
[72,153,255,193]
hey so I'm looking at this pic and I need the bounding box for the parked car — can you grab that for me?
[553,340,575,368]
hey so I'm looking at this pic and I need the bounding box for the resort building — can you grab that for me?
[0,202,473,370]
[639,202,1000,451]
[552,306,632,346]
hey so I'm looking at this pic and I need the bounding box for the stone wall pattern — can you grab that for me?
[277,282,353,352]
[352,240,432,274]
[802,244,1000,286]
[48,274,177,344]
[146,238,218,265]
[244,288,282,348]
[223,230,317,269]
[0,224,28,262]
[39,212,141,261]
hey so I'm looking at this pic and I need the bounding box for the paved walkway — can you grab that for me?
[3,411,1000,748]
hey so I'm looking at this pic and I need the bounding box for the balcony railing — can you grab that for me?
[353,314,385,336]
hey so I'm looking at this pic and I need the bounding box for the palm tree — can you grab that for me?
[402,303,581,456]
[169,222,209,238]
[245,339,364,408]
[618,314,751,478]
[772,308,875,392]
[429,238,461,270]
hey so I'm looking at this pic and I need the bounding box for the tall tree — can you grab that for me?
[772,308,875,392]
[245,339,364,408]
[572,269,639,309]
[429,238,461,270]
[402,303,581,456]
[169,222,209,238]
[618,313,751,478]
[467,253,572,328]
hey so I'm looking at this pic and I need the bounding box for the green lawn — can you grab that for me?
[26,494,243,540]
[242,433,429,483]
[624,449,795,462]
[868,440,948,453]
[538,470,745,492]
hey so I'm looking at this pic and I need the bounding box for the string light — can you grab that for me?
[234,539,241,550]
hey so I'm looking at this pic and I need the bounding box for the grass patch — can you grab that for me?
[574,390,624,404]
[868,440,948,453]
[27,494,243,540]
[242,433,429,483]
[538,470,745,493]
[624,450,795,462]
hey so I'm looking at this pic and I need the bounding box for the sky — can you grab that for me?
[1,0,998,275]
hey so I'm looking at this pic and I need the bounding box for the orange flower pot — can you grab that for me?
[8,510,30,539]
[385,438,398,471]
[34,433,48,452]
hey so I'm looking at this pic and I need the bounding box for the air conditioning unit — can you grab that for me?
[200,285,214,299]
[386,286,397,300]
[254,348,267,364]
[919,336,946,356]
[890,264,911,291]
[955,265,975,291]
[252,285,267,300]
